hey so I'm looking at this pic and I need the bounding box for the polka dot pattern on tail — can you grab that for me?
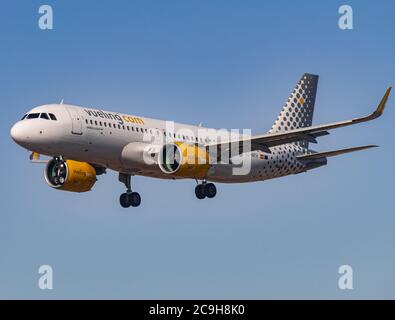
[269,73,319,148]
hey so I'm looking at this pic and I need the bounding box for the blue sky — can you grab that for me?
[0,0,394,299]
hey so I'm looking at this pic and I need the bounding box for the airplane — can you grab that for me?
[10,74,391,208]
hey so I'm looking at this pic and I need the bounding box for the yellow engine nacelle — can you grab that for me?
[44,158,97,193]
[158,142,211,179]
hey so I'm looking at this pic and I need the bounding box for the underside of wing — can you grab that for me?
[207,87,391,157]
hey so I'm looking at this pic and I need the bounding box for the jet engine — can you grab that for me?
[158,143,211,179]
[44,157,97,192]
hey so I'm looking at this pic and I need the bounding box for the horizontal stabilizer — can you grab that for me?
[297,145,378,161]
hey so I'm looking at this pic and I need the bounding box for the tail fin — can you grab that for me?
[269,73,319,148]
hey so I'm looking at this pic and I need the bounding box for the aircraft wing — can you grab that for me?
[206,87,391,156]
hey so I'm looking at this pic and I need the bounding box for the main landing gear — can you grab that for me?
[195,180,217,200]
[119,173,141,208]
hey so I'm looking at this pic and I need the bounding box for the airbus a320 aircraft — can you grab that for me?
[10,74,391,208]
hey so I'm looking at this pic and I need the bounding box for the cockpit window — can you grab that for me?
[27,113,40,119]
[48,113,57,121]
[21,114,27,120]
[40,113,50,120]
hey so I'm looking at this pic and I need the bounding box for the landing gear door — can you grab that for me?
[66,107,83,135]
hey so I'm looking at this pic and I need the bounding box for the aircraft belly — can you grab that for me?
[207,162,260,183]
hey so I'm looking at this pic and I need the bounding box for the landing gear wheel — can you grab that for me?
[119,192,141,208]
[205,183,217,199]
[195,184,206,199]
[129,192,141,207]
[118,173,142,208]
[120,193,131,208]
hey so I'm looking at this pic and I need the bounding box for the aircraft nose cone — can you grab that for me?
[10,122,27,145]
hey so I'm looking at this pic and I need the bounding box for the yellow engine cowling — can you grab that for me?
[44,158,97,193]
[158,142,211,179]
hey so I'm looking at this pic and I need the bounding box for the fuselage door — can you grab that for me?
[66,107,83,135]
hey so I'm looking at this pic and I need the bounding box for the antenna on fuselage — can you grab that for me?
[60,99,64,104]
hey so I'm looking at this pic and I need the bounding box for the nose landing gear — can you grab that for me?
[195,181,217,200]
[119,173,141,208]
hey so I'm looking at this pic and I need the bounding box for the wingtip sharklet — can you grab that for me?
[374,86,392,117]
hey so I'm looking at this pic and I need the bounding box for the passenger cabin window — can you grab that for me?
[40,113,50,120]
[27,113,40,119]
[48,113,57,121]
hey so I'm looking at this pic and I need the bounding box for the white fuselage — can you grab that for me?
[10,104,320,183]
